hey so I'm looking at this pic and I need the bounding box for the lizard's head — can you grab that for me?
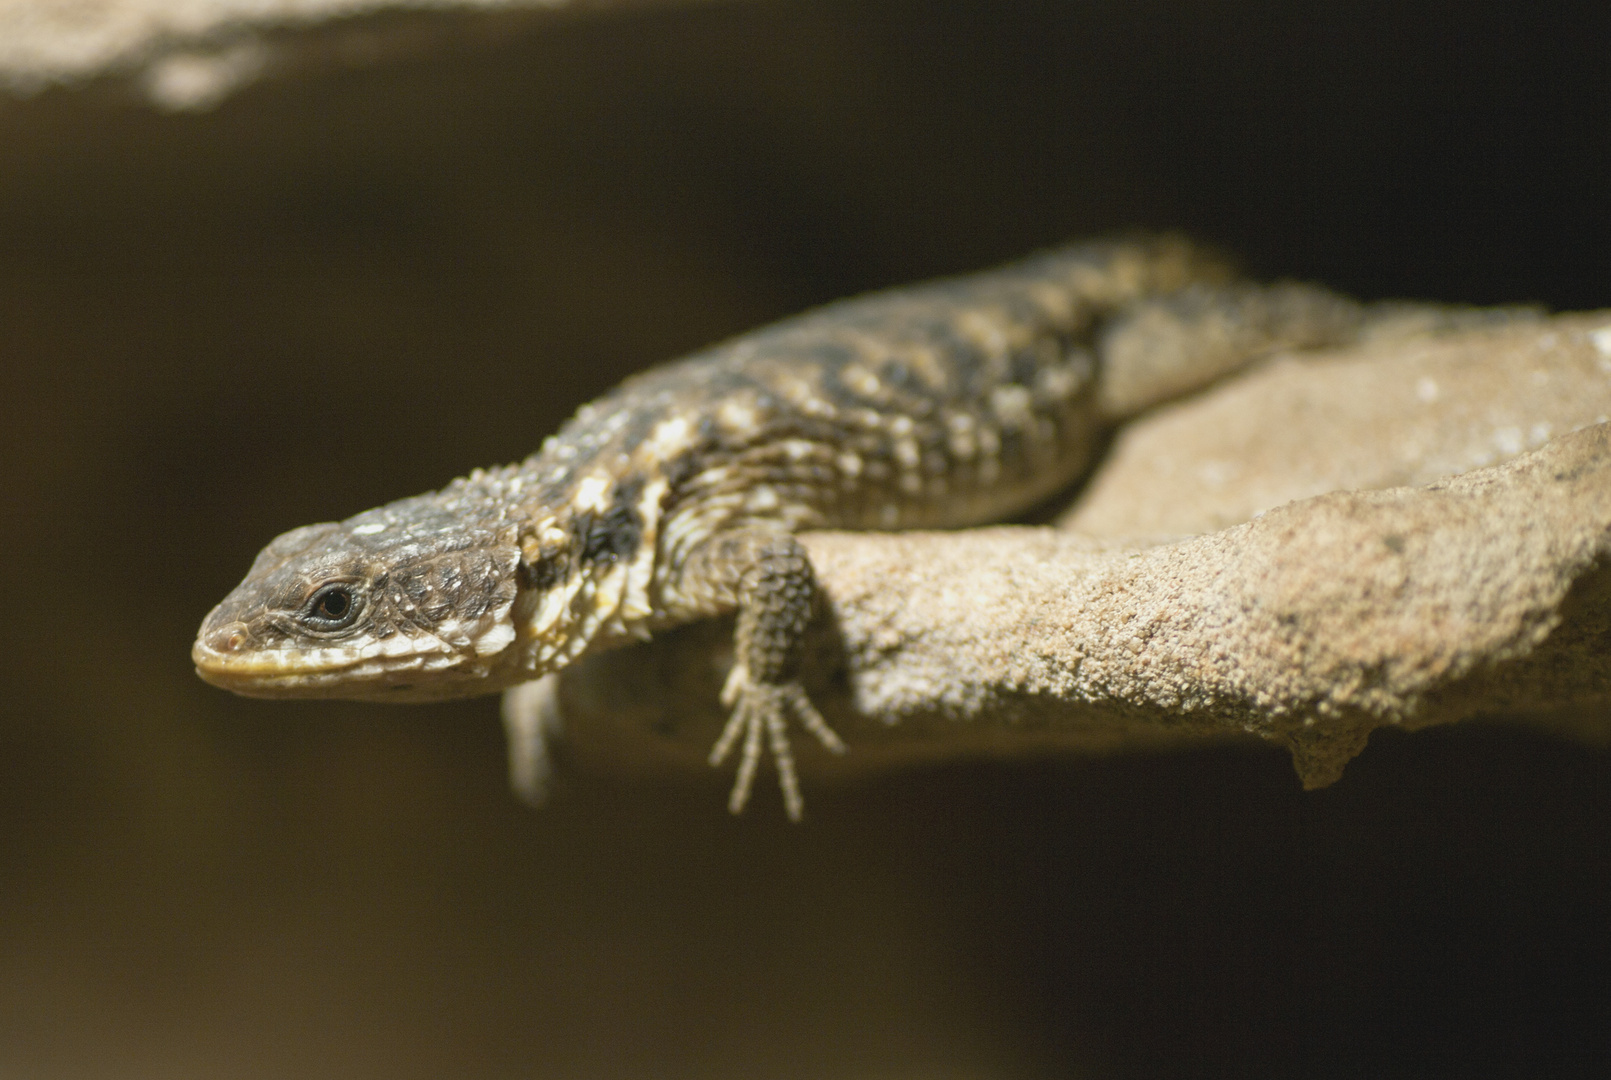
[193,497,524,701]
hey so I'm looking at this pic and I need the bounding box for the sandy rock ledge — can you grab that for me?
[543,319,1611,792]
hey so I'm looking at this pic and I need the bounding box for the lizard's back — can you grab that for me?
[515,237,1233,549]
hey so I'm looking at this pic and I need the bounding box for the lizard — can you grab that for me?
[192,236,1363,820]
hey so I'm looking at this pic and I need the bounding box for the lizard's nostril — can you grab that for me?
[206,621,249,653]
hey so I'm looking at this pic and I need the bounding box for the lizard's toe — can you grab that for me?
[709,677,844,821]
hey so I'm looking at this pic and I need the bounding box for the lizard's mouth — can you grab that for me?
[191,636,370,695]
[190,633,514,702]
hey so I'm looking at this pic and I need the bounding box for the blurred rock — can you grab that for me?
[0,0,719,107]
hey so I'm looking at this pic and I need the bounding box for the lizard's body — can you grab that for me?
[194,237,1351,818]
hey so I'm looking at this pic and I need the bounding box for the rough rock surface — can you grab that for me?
[548,315,1611,789]
[1071,313,1611,536]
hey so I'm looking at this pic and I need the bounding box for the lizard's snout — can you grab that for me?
[191,612,250,682]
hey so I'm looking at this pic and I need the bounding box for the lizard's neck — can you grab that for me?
[500,451,678,677]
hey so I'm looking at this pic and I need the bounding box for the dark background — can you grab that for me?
[2,1,1609,1076]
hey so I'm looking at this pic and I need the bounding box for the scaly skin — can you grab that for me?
[194,236,1350,819]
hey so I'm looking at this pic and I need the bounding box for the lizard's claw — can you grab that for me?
[709,675,845,822]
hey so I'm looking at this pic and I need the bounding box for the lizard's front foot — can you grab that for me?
[709,664,845,821]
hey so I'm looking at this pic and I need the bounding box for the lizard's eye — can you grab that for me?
[303,583,361,631]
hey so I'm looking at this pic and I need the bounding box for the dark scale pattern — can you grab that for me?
[576,476,645,567]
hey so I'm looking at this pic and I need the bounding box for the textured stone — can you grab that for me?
[549,318,1611,789]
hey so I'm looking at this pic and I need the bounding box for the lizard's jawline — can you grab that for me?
[191,638,523,702]
[193,656,517,702]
